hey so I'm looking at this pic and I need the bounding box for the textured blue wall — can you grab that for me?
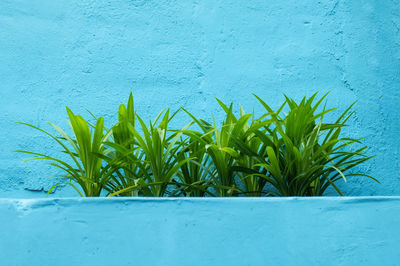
[0,1,399,197]
[0,197,399,265]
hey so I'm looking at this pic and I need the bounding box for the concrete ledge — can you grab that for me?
[1,197,399,266]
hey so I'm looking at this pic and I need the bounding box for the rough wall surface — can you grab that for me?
[0,1,399,196]
[0,197,399,265]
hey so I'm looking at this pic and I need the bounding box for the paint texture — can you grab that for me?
[0,1,399,196]
[0,197,399,265]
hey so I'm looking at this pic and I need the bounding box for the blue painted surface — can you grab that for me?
[0,197,398,266]
[0,1,399,196]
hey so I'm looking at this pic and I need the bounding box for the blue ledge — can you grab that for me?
[1,197,399,266]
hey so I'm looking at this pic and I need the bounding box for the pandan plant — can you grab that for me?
[230,106,277,197]
[15,108,115,196]
[15,92,377,197]
[181,99,270,196]
[171,135,216,197]
[235,93,378,196]
[109,108,192,197]
[101,93,145,197]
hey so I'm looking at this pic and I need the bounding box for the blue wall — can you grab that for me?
[0,197,399,265]
[0,0,399,197]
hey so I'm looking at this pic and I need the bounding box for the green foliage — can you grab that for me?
[103,93,142,196]
[181,100,252,196]
[15,108,115,196]
[181,100,272,196]
[172,136,215,197]
[16,92,377,197]
[108,107,192,197]
[242,93,378,196]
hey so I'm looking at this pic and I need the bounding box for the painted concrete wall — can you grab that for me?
[0,1,399,197]
[0,197,399,265]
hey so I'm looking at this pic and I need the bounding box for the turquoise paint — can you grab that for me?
[0,197,399,265]
[0,1,399,196]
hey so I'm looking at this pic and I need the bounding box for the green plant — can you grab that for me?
[182,99,267,196]
[231,101,287,196]
[110,109,192,197]
[237,93,378,196]
[232,113,269,196]
[171,136,215,197]
[102,93,144,197]
[15,108,115,196]
[15,92,377,197]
